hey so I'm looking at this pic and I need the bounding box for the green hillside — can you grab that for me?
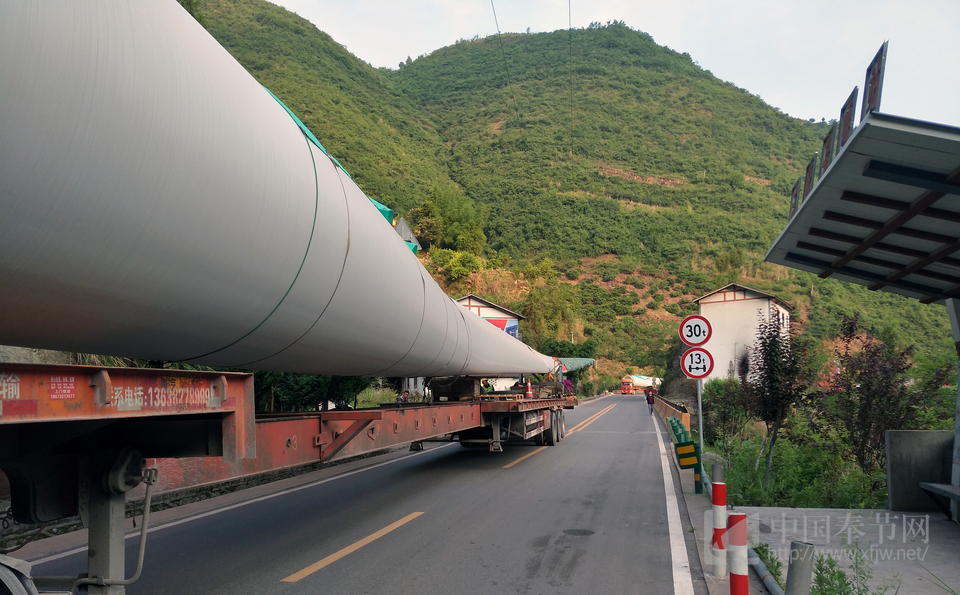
[197,1,956,371]
[392,22,829,261]
[203,0,485,243]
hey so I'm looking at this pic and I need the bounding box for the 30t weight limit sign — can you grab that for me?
[679,314,712,347]
[681,348,714,380]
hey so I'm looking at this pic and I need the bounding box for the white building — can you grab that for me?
[455,294,525,340]
[693,283,792,382]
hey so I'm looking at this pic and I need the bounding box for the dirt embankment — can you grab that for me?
[0,345,74,365]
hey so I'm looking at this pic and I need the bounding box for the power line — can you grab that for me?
[568,0,574,157]
[489,0,522,124]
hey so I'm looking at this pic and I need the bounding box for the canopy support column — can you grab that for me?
[946,299,960,520]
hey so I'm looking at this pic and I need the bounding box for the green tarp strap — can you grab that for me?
[557,357,595,372]
[264,86,394,225]
[370,197,394,224]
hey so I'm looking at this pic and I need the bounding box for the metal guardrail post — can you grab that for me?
[694,445,703,494]
[784,541,815,595]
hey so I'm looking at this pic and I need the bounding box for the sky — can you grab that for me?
[271,0,960,127]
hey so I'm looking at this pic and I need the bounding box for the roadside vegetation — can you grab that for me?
[697,315,953,509]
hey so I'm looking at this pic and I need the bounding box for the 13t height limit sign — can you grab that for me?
[679,315,712,456]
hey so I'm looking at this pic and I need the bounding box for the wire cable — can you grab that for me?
[568,0,575,157]
[489,0,522,124]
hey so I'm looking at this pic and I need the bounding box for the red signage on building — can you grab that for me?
[802,154,819,200]
[789,178,802,219]
[820,124,837,177]
[860,41,888,123]
[838,87,858,148]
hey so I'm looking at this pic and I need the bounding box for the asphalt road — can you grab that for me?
[33,394,707,594]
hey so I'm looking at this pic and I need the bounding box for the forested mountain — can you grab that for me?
[393,22,828,261]
[198,0,956,373]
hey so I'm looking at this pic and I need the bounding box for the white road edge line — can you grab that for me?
[654,417,696,595]
[29,443,455,566]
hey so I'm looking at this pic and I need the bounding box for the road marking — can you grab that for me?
[653,416,695,595]
[570,403,616,432]
[28,445,453,566]
[503,446,549,468]
[567,404,615,432]
[281,511,425,582]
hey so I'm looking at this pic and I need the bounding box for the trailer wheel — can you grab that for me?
[558,411,566,440]
[534,425,546,446]
[0,565,29,595]
[545,411,557,446]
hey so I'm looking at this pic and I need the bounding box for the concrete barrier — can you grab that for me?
[886,430,953,511]
[653,396,690,433]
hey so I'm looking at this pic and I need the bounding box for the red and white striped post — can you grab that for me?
[711,481,727,576]
[728,512,748,595]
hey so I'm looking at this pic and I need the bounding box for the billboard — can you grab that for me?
[487,318,520,339]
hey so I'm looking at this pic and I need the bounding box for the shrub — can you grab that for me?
[430,248,456,270]
[753,544,783,589]
[448,252,481,280]
[720,436,886,508]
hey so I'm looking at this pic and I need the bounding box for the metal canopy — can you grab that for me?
[766,112,960,304]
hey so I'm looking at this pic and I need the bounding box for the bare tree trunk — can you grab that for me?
[754,424,771,471]
[763,420,781,490]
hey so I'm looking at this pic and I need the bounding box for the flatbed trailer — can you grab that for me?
[0,362,575,594]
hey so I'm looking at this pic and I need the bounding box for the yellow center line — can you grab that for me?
[281,511,425,582]
[503,446,549,469]
[568,403,616,433]
[567,405,611,432]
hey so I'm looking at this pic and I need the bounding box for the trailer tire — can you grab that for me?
[558,411,566,440]
[534,425,546,446]
[545,411,557,446]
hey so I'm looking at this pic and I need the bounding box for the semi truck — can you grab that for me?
[619,375,661,395]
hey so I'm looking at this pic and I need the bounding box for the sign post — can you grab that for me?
[680,315,713,466]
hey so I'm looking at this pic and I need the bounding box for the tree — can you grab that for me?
[177,0,205,25]
[408,200,442,249]
[537,338,597,383]
[253,371,373,412]
[741,315,808,489]
[628,320,676,383]
[520,278,578,348]
[822,315,949,476]
[702,378,750,463]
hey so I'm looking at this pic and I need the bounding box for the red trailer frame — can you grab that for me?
[0,362,576,592]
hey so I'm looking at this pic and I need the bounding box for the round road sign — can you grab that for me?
[679,315,712,347]
[681,348,714,379]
